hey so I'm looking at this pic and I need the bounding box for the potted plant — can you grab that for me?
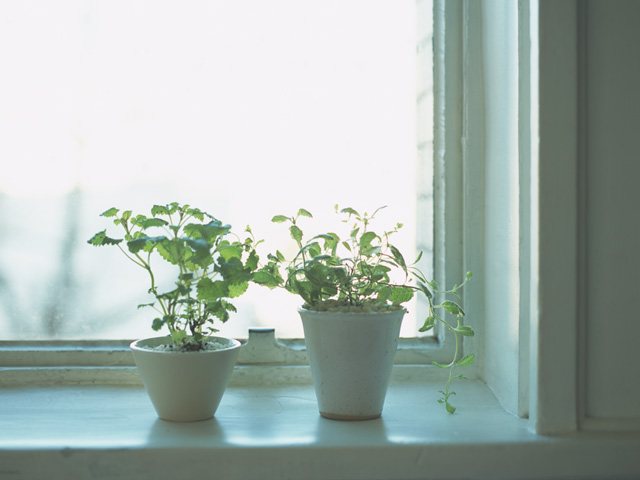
[88,202,259,421]
[253,206,473,419]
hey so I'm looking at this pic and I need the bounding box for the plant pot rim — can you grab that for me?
[130,335,241,354]
[298,306,407,316]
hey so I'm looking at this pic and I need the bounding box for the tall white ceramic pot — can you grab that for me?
[130,335,241,422]
[299,307,405,420]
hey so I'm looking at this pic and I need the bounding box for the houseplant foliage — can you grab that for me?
[254,206,474,414]
[88,202,259,351]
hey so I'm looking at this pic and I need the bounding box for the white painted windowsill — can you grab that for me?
[2,368,639,480]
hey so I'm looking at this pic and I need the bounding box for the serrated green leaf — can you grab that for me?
[245,250,259,271]
[228,281,249,298]
[151,205,169,216]
[197,277,228,301]
[87,230,122,246]
[127,236,166,254]
[137,218,169,229]
[171,330,187,345]
[218,242,243,261]
[121,210,132,221]
[271,215,289,223]
[151,318,164,331]
[457,353,475,367]
[253,270,281,288]
[101,207,119,218]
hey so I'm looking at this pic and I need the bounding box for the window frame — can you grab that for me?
[0,0,479,380]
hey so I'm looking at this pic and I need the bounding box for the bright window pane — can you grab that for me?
[0,0,428,340]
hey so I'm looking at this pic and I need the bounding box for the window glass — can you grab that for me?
[0,0,429,340]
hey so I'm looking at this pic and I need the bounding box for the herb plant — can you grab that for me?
[88,202,259,351]
[253,206,474,413]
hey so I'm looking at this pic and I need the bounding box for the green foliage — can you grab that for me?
[88,202,260,351]
[252,206,475,413]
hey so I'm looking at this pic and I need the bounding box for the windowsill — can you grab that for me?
[2,371,639,480]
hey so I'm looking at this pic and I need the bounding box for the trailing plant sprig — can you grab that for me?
[88,202,259,351]
[253,206,474,413]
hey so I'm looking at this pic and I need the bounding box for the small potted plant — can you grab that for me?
[88,202,259,421]
[253,206,473,419]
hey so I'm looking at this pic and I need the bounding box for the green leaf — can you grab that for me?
[417,282,433,300]
[151,318,165,331]
[289,225,303,243]
[466,271,473,280]
[127,236,165,254]
[442,300,464,315]
[101,207,119,218]
[445,401,456,414]
[228,281,249,298]
[457,353,475,367]
[121,210,132,221]
[197,278,228,301]
[297,208,313,218]
[419,316,435,332]
[433,361,450,368]
[340,207,360,217]
[389,245,407,272]
[137,302,155,309]
[253,270,282,288]
[137,218,169,229]
[218,242,243,261]
[151,205,170,216]
[271,215,289,223]
[171,330,187,345]
[156,238,187,265]
[87,230,122,246]
[377,285,392,303]
[359,231,378,250]
[453,325,474,337]
[389,285,414,304]
[245,250,259,271]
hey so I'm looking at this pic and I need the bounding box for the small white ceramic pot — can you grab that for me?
[130,335,240,422]
[299,307,405,421]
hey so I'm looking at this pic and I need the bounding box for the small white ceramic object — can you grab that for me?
[130,335,240,422]
[299,308,405,420]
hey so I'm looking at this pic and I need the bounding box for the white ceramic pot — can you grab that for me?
[130,335,240,422]
[299,307,405,420]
